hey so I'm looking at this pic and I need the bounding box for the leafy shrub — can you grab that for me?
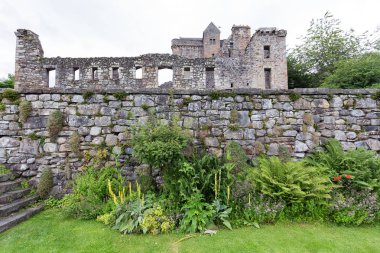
[371,91,380,101]
[0,103,5,111]
[61,166,124,219]
[3,89,20,102]
[212,199,232,230]
[96,211,116,226]
[140,205,174,234]
[329,188,380,225]
[322,53,380,89]
[37,168,53,198]
[250,156,331,203]
[132,118,190,174]
[113,193,154,234]
[279,200,328,222]
[69,131,81,156]
[180,193,215,233]
[0,165,11,175]
[305,139,380,193]
[19,100,32,123]
[47,110,64,141]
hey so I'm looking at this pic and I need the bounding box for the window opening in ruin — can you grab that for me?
[205,67,215,88]
[92,67,98,80]
[212,53,215,57]
[209,38,216,45]
[135,66,142,79]
[229,42,233,48]
[228,49,232,58]
[184,67,191,79]
[230,83,234,88]
[158,67,173,85]
[247,83,249,86]
[264,45,270,59]
[74,68,79,80]
[112,67,119,80]
[264,68,271,89]
[47,69,56,87]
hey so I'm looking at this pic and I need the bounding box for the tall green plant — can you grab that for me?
[250,156,331,203]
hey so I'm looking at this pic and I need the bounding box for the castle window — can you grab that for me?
[47,68,56,87]
[158,67,173,85]
[228,49,232,57]
[209,38,216,45]
[184,67,191,79]
[264,45,270,58]
[205,67,215,88]
[230,83,234,88]
[112,67,119,80]
[264,68,271,89]
[73,68,79,80]
[135,66,142,79]
[229,42,233,48]
[92,67,98,80]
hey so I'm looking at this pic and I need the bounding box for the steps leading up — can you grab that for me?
[0,205,44,233]
[0,180,21,195]
[0,172,43,233]
[0,188,31,205]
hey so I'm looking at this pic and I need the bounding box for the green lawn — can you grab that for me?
[0,209,379,253]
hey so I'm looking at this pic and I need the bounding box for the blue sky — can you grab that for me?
[0,0,379,78]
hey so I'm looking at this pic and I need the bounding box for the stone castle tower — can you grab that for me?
[14,23,287,91]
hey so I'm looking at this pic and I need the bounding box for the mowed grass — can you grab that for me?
[0,209,380,253]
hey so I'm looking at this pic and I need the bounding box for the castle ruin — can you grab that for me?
[15,23,287,92]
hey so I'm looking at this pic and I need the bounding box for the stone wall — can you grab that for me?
[1,88,379,194]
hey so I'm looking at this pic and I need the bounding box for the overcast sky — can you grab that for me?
[0,0,379,78]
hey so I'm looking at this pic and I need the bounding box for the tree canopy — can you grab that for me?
[0,74,15,89]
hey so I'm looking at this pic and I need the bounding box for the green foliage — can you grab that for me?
[0,165,11,175]
[289,92,302,102]
[370,91,380,101]
[230,109,238,123]
[141,103,149,111]
[322,53,380,88]
[250,156,331,203]
[113,92,127,101]
[69,131,81,156]
[0,74,15,88]
[96,212,116,226]
[329,188,380,225]
[37,168,53,198]
[132,118,191,172]
[288,12,377,87]
[209,90,236,100]
[0,103,5,111]
[3,89,20,102]
[140,205,174,234]
[19,101,32,123]
[47,110,64,141]
[279,200,328,222]
[113,194,154,234]
[45,196,62,208]
[82,90,94,101]
[212,199,232,230]
[61,166,124,220]
[180,193,215,233]
[305,139,380,193]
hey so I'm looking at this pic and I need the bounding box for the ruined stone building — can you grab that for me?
[15,23,287,91]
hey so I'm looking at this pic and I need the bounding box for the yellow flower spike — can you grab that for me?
[128,181,132,195]
[227,186,230,205]
[248,193,251,206]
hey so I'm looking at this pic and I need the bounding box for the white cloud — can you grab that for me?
[1,0,379,77]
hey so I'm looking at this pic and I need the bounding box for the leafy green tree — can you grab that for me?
[322,53,380,88]
[0,74,15,88]
[288,12,377,87]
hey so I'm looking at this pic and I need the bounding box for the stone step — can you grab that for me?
[0,195,39,217]
[0,188,31,205]
[0,180,21,195]
[0,204,44,233]
[0,173,14,183]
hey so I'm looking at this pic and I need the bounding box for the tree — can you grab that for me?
[288,12,377,87]
[322,52,380,88]
[0,74,15,89]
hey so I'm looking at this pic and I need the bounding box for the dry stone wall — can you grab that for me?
[0,88,380,194]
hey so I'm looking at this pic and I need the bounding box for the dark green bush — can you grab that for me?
[113,91,127,101]
[37,168,53,198]
[47,110,64,141]
[83,90,94,101]
[289,92,301,102]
